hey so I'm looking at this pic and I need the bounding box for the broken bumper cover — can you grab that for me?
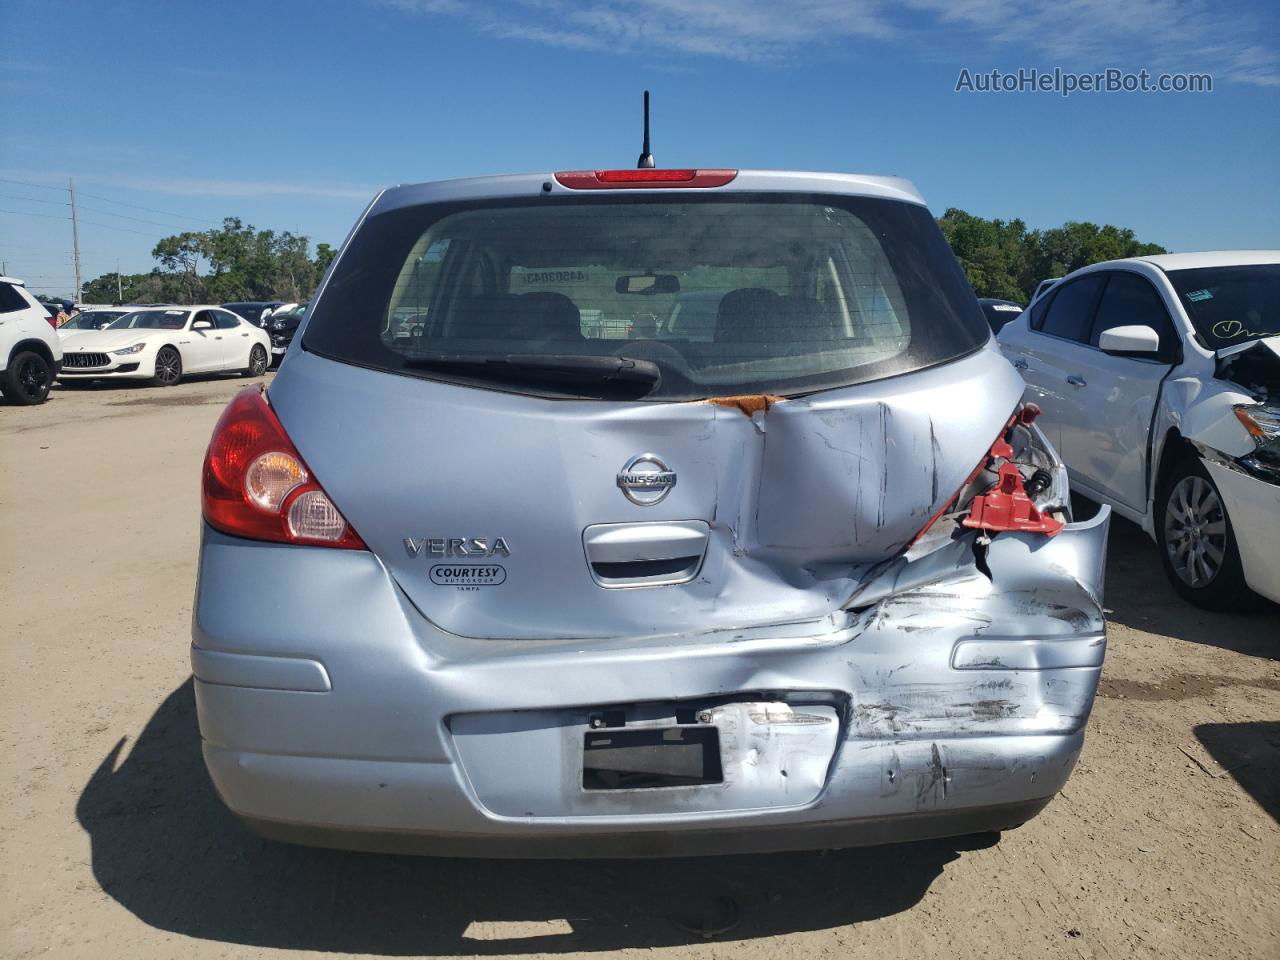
[192,508,1109,857]
[1203,460,1280,604]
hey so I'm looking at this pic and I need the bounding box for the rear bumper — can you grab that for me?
[192,508,1109,857]
[218,753,1056,858]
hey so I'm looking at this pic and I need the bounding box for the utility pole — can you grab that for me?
[69,177,82,303]
[116,258,123,303]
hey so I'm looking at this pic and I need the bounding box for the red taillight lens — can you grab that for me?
[554,169,738,189]
[202,386,366,549]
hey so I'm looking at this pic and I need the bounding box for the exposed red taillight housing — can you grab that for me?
[911,403,1062,545]
[961,424,1062,536]
[554,169,738,189]
[202,386,366,549]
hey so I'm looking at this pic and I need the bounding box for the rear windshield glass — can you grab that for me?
[303,194,989,400]
[1167,264,1280,349]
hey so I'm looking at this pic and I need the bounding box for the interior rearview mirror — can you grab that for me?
[1098,324,1160,355]
[616,274,680,295]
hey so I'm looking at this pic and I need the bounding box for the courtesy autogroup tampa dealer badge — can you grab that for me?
[429,564,507,588]
[403,536,510,590]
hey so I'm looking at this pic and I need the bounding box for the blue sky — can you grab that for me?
[2,0,1277,298]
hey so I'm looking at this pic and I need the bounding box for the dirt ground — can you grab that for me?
[2,375,1277,960]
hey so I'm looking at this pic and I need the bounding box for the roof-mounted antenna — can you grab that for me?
[637,90,655,169]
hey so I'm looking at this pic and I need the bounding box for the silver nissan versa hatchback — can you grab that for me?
[193,167,1111,857]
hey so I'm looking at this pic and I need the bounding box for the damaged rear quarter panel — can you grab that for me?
[843,508,1108,747]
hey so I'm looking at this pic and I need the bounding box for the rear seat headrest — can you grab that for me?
[518,292,583,341]
[715,288,783,343]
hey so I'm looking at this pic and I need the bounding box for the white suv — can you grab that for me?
[0,277,63,405]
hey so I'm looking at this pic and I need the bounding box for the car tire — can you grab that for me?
[243,345,268,377]
[2,351,53,405]
[1155,455,1256,611]
[152,347,183,387]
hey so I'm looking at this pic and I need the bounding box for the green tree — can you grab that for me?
[938,210,1167,302]
[85,217,338,305]
[1024,222,1167,294]
[314,243,336,278]
[151,232,210,302]
[272,232,317,303]
[937,208,1029,302]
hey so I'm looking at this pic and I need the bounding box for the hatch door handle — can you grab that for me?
[1012,358,1029,370]
[583,520,709,588]
[1066,374,1087,387]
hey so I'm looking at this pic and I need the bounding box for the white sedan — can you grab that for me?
[998,251,1280,609]
[59,305,271,386]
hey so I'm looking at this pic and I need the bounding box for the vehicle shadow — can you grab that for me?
[1075,497,1280,658]
[78,679,984,955]
[1194,722,1280,825]
[54,372,265,394]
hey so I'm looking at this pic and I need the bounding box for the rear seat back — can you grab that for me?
[448,291,584,343]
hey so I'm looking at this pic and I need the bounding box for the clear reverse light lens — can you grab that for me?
[244,451,307,511]
[287,490,348,541]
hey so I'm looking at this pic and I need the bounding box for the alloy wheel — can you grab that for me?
[1163,475,1227,588]
[17,356,50,400]
[156,350,181,385]
[250,346,267,376]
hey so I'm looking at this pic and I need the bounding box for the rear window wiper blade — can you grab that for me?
[402,353,662,386]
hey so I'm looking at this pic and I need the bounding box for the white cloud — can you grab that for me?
[904,0,1279,86]
[382,0,1279,85]
[386,0,894,59]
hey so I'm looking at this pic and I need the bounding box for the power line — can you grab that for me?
[1,207,159,238]
[76,218,159,237]
[76,191,219,226]
[0,250,108,258]
[0,177,66,192]
[0,193,69,207]
[3,195,191,231]
[0,208,70,222]
[0,177,217,225]
[76,203,196,231]
[0,253,77,259]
